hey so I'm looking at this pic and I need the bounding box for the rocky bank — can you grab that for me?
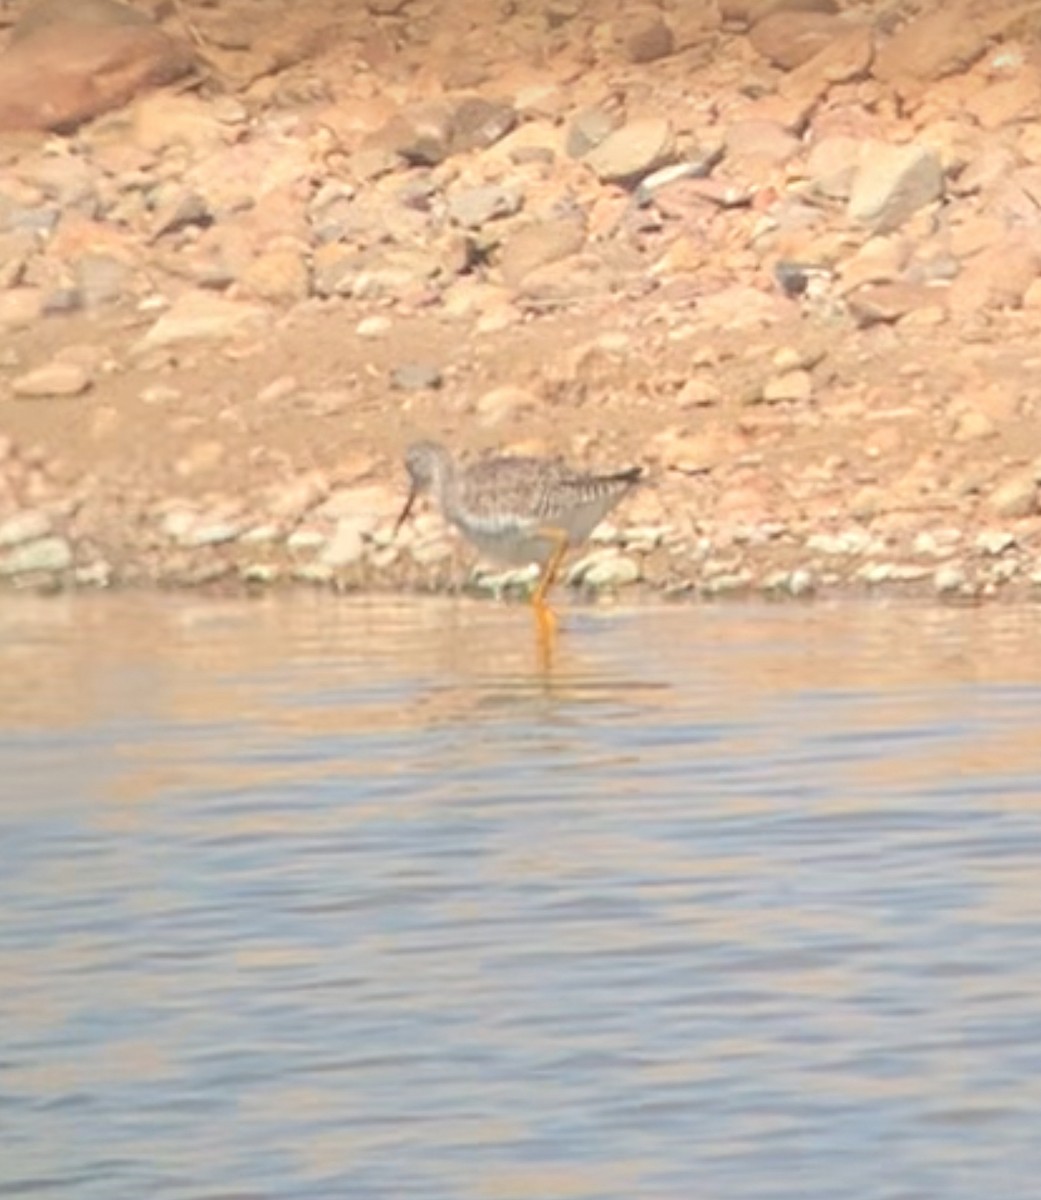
[2,0,1041,605]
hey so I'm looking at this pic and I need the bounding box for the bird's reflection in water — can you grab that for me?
[406,598,672,731]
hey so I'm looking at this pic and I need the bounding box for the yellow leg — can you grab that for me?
[531,530,569,611]
[527,531,568,666]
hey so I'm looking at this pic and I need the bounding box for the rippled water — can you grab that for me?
[3,594,1041,1200]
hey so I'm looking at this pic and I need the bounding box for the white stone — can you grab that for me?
[934,564,968,594]
[160,510,196,540]
[0,509,51,548]
[975,530,1016,556]
[0,536,72,576]
[848,142,944,234]
[569,550,641,589]
[287,528,328,553]
[181,521,241,548]
[806,529,873,556]
[356,315,392,338]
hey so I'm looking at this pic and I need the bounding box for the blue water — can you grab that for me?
[2,595,1041,1200]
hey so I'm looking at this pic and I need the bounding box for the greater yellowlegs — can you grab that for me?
[393,439,642,626]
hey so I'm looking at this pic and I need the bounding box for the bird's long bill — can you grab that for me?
[393,487,418,537]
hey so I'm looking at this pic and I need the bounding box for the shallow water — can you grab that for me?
[3,594,1041,1200]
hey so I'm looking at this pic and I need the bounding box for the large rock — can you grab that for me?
[0,12,194,133]
[782,24,874,99]
[448,96,517,156]
[749,11,849,70]
[0,510,51,547]
[965,70,1041,131]
[873,11,987,86]
[567,105,624,158]
[948,236,1041,316]
[10,0,152,40]
[131,92,227,155]
[0,536,72,576]
[583,116,676,185]
[133,292,269,352]
[617,16,675,64]
[240,249,312,305]
[724,119,800,165]
[806,135,862,198]
[367,103,453,165]
[721,0,837,27]
[447,184,524,230]
[846,282,947,327]
[497,218,586,287]
[847,142,944,233]
[368,95,516,165]
[988,473,1039,519]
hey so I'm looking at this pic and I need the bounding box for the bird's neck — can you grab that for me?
[430,457,460,519]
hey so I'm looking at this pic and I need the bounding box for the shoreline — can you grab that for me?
[3,302,1041,607]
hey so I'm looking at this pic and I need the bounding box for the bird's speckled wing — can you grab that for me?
[535,464,643,524]
[455,457,562,529]
[456,455,641,535]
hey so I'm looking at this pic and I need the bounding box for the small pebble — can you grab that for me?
[472,564,539,595]
[180,521,242,548]
[242,563,280,584]
[293,564,335,584]
[357,316,392,339]
[11,363,92,398]
[391,362,443,391]
[975,530,1016,556]
[287,529,328,553]
[240,524,281,545]
[140,385,183,405]
[74,561,113,588]
[762,369,813,404]
[787,567,816,597]
[701,571,754,595]
[806,530,873,556]
[934,564,968,594]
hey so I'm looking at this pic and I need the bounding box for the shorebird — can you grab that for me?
[393,439,643,630]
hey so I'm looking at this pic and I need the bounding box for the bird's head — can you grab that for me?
[393,440,453,536]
